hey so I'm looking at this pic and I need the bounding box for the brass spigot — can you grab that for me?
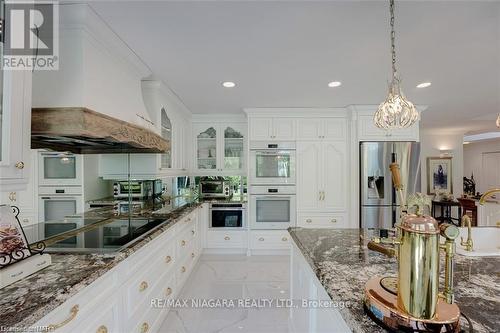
[460,215,474,252]
[368,237,401,258]
[439,223,460,304]
[479,188,500,205]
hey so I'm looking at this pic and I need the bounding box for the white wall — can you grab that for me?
[420,129,464,197]
[463,139,500,193]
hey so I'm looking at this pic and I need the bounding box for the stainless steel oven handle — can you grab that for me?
[255,196,292,200]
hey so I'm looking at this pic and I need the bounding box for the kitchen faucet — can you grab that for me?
[460,215,473,252]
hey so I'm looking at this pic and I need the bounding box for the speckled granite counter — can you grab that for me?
[0,203,202,329]
[288,228,500,333]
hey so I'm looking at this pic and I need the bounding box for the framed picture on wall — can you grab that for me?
[427,157,453,194]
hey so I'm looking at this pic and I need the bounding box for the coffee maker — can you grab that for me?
[364,163,461,332]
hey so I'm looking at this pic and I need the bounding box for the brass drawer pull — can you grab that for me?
[139,281,148,292]
[181,240,186,246]
[224,236,230,241]
[181,266,186,273]
[8,192,16,202]
[165,255,172,263]
[191,252,195,258]
[282,237,288,242]
[191,230,195,235]
[306,219,312,223]
[15,161,25,169]
[166,287,172,296]
[331,219,337,223]
[141,322,149,333]
[258,237,265,241]
[47,305,79,331]
[96,325,108,333]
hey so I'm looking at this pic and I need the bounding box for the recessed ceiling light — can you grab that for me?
[416,82,431,88]
[222,81,236,88]
[328,81,342,88]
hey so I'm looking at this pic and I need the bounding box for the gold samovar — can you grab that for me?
[364,164,461,332]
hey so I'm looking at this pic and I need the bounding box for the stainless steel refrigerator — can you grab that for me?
[360,142,421,228]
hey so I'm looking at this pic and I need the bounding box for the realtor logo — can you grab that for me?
[2,0,59,70]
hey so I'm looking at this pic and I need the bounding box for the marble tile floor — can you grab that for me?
[159,254,303,333]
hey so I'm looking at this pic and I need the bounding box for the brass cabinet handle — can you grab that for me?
[15,161,25,169]
[224,236,230,240]
[181,266,186,273]
[282,237,288,241]
[8,192,16,202]
[181,240,186,246]
[140,322,149,333]
[165,255,172,263]
[258,237,265,241]
[191,252,195,258]
[306,219,312,223]
[165,287,172,296]
[139,281,148,292]
[322,191,326,200]
[96,325,108,333]
[331,219,337,223]
[191,230,195,235]
[47,305,79,331]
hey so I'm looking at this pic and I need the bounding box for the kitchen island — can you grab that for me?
[288,227,500,333]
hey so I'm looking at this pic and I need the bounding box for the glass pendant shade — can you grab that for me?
[374,75,419,129]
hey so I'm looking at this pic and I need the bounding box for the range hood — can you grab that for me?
[31,107,169,154]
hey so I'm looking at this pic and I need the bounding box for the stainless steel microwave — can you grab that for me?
[200,180,233,198]
[113,180,161,199]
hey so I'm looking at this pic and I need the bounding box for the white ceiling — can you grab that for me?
[89,0,500,134]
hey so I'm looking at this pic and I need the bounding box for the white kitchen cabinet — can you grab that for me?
[297,141,348,213]
[0,70,32,190]
[297,118,347,141]
[193,121,246,175]
[249,230,291,251]
[249,117,296,141]
[356,110,420,142]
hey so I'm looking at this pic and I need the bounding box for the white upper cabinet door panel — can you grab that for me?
[297,119,322,140]
[297,142,321,210]
[322,118,347,140]
[358,115,419,141]
[321,141,347,211]
[249,118,273,140]
[273,118,296,141]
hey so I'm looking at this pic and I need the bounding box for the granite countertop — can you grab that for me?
[288,228,500,333]
[0,203,202,329]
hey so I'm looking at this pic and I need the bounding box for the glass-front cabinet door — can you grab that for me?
[160,108,172,168]
[194,122,246,173]
[196,125,217,170]
[223,126,244,170]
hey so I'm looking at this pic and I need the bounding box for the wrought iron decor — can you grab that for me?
[0,206,46,268]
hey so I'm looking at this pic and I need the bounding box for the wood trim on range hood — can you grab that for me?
[31,107,170,154]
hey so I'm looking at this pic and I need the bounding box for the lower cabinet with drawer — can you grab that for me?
[297,213,348,228]
[205,230,248,249]
[249,230,291,250]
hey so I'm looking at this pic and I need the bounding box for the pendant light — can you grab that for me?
[374,0,418,129]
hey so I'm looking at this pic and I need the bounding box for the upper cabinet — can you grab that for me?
[249,117,296,141]
[160,108,173,169]
[0,69,32,189]
[297,118,347,141]
[352,106,425,142]
[193,116,246,175]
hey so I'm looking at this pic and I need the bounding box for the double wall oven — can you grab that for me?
[249,141,297,230]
